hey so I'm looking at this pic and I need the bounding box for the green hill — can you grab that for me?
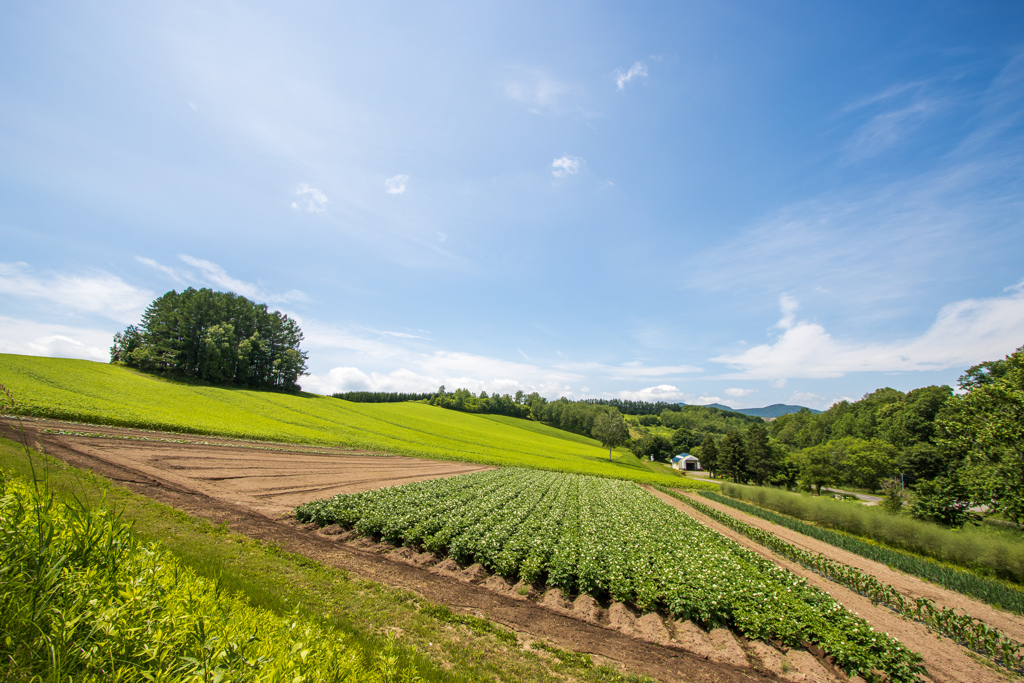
[0,354,712,490]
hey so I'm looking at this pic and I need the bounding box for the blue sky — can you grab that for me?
[2,2,1023,410]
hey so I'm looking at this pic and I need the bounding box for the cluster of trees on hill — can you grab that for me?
[110,288,308,391]
[428,387,532,418]
[695,345,1024,529]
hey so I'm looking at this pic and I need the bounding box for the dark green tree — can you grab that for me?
[630,433,673,462]
[744,423,776,486]
[791,444,842,495]
[697,433,720,478]
[111,288,308,391]
[719,429,748,483]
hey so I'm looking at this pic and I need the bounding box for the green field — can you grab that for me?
[0,354,712,489]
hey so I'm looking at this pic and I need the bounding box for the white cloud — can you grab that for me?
[614,384,722,405]
[685,153,1023,316]
[551,155,582,178]
[686,55,1024,317]
[503,67,582,115]
[378,330,430,340]
[713,285,1024,380]
[135,256,185,283]
[298,318,581,398]
[615,61,648,90]
[291,183,328,212]
[139,255,307,305]
[0,262,153,324]
[777,294,799,330]
[724,388,755,398]
[385,174,409,195]
[0,316,112,362]
[555,360,703,381]
[846,99,938,161]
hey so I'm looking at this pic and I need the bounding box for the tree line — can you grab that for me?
[693,345,1024,529]
[333,391,434,403]
[110,288,308,391]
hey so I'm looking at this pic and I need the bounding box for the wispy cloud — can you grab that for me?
[713,286,1024,381]
[378,329,430,340]
[615,61,648,90]
[846,99,938,161]
[551,155,582,178]
[291,183,328,212]
[0,262,153,324]
[385,174,409,195]
[554,360,703,381]
[139,255,307,304]
[503,67,582,115]
[724,388,755,398]
[685,154,1023,317]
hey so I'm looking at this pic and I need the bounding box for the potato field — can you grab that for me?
[297,468,926,681]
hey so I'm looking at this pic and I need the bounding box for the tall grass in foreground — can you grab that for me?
[0,468,424,682]
[720,483,1024,585]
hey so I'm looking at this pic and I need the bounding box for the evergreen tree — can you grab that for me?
[719,429,748,483]
[698,433,719,477]
[745,423,775,486]
[111,288,308,391]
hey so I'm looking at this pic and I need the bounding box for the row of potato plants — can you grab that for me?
[654,486,1023,672]
[296,468,926,681]
[710,489,1024,613]
[0,468,424,682]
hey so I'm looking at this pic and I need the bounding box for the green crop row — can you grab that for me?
[719,482,1024,585]
[297,469,926,681]
[0,354,713,490]
[703,489,1024,613]
[0,468,424,682]
[654,486,1023,672]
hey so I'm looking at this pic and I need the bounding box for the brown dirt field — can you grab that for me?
[647,487,1024,683]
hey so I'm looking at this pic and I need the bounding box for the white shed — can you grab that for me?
[671,454,701,472]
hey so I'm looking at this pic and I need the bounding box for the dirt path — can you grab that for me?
[647,487,1021,683]
[2,418,790,683]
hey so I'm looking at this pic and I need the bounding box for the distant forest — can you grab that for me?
[694,344,1024,529]
[333,387,759,451]
[333,391,434,403]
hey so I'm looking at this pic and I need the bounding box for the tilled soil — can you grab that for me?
[6,417,1018,682]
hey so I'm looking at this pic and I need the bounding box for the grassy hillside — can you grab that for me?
[0,354,712,489]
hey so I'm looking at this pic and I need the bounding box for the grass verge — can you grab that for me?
[719,482,1024,585]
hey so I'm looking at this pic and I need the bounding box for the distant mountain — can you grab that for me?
[701,403,821,418]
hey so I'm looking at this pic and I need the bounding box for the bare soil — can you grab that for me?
[6,417,1018,682]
